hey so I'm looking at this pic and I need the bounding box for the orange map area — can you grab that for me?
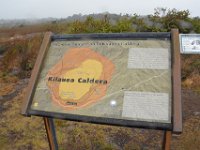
[46,48,115,110]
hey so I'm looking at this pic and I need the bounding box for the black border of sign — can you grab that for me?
[21,31,182,132]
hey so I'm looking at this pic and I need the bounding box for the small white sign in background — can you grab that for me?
[180,34,200,54]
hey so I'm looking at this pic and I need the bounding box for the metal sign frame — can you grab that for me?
[21,29,182,134]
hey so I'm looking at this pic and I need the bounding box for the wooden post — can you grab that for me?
[44,117,58,150]
[171,29,182,134]
[21,32,52,116]
[162,131,172,150]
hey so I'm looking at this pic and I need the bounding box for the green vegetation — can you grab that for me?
[46,8,200,34]
[1,8,199,36]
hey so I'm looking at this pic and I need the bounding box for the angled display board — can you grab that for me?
[21,30,182,132]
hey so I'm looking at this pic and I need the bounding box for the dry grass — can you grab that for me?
[0,86,48,150]
[172,116,200,150]
[0,34,43,79]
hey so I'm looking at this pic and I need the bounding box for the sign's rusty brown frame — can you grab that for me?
[21,29,182,133]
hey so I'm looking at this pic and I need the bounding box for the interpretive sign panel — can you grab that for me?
[180,34,200,54]
[22,31,182,131]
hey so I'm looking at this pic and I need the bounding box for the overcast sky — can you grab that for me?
[0,0,199,19]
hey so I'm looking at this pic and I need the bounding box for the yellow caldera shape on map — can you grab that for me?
[46,48,115,110]
[59,59,103,100]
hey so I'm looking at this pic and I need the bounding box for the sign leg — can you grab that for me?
[43,117,58,150]
[162,131,172,150]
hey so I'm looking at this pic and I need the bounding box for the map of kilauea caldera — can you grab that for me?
[31,40,172,123]
[46,48,115,110]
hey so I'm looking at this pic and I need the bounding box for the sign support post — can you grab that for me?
[162,131,172,150]
[43,117,58,150]
[171,29,182,134]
